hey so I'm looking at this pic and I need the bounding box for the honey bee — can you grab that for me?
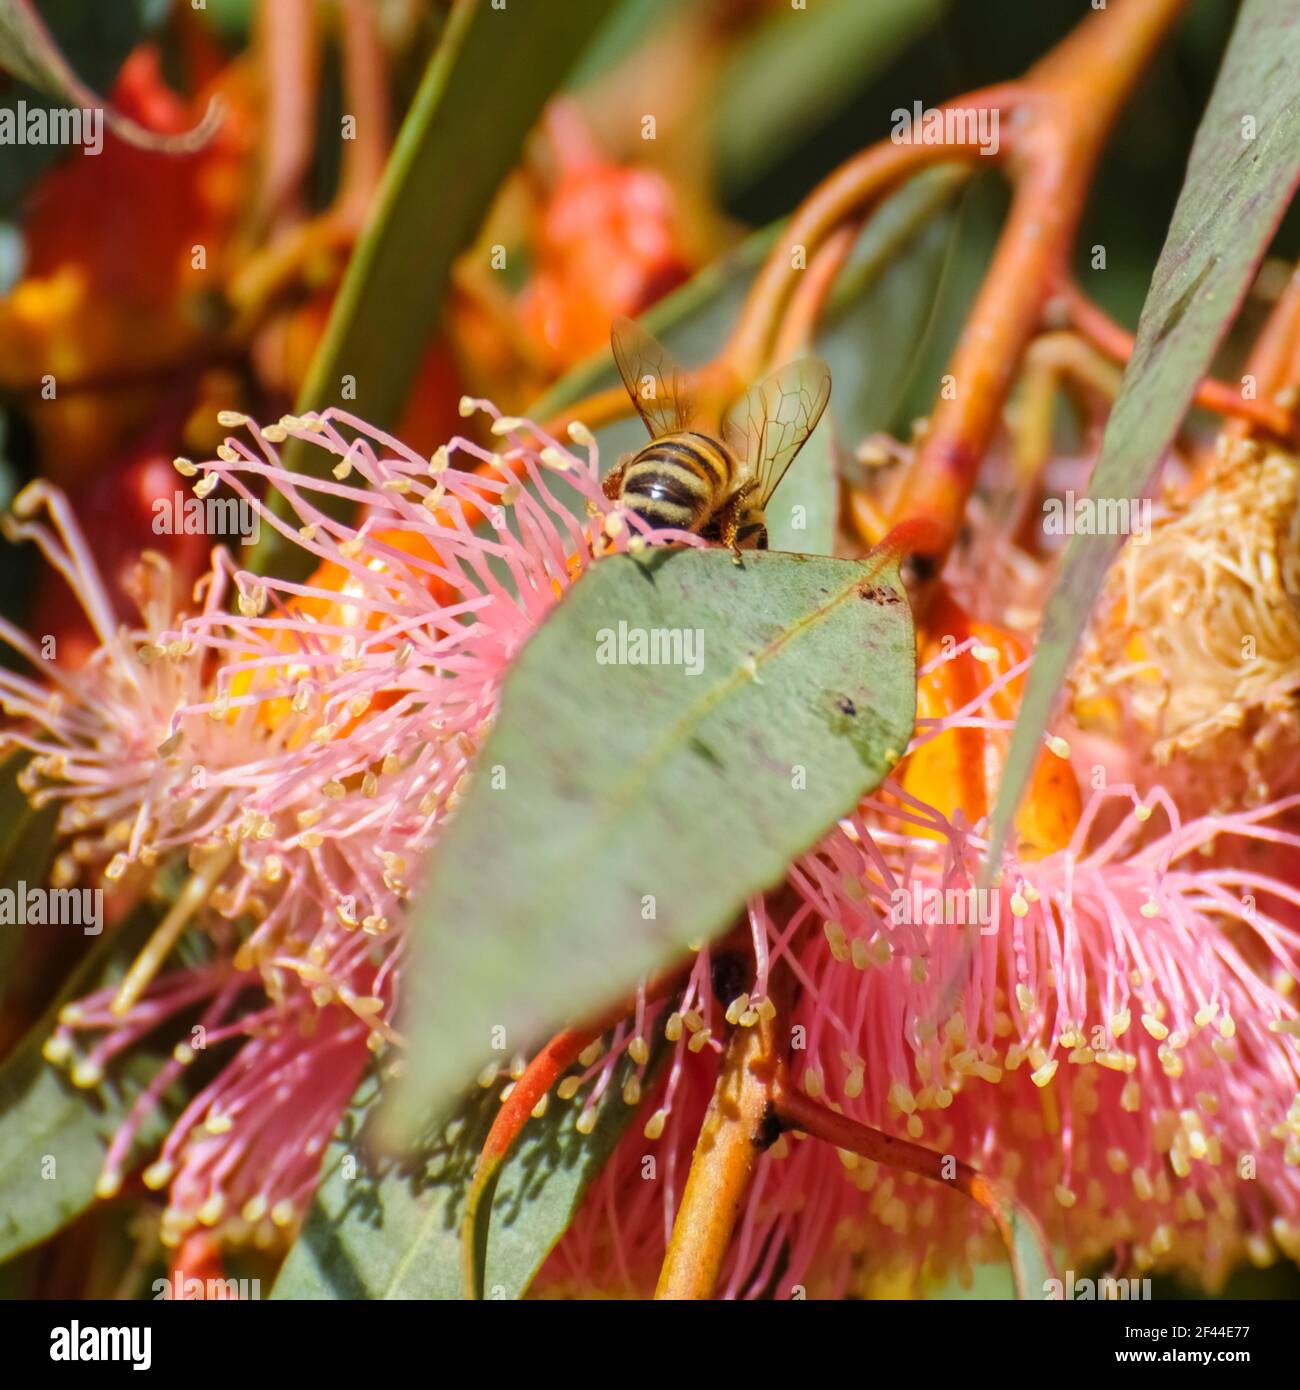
[603,316,831,554]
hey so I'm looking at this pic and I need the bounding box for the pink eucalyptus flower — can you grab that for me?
[7,403,690,1247]
[6,408,1299,1298]
[539,638,1300,1297]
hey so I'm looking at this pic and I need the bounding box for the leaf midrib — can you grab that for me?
[503,552,899,911]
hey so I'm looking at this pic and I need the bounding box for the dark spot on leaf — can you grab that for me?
[1151,255,1217,350]
[857,583,903,605]
[836,696,857,718]
[689,737,722,768]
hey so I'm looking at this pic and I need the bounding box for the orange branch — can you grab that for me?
[1056,282,1295,438]
[461,960,693,1297]
[725,85,1021,382]
[772,1082,1057,1298]
[773,223,860,362]
[654,1002,784,1299]
[1225,261,1300,444]
[887,0,1190,576]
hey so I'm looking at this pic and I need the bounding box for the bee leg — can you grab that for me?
[717,481,759,564]
[601,459,629,501]
[589,458,629,526]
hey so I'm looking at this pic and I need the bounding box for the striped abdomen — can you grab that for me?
[620,431,735,533]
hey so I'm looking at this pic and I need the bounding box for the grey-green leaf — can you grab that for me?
[0,911,173,1262]
[273,1044,652,1299]
[987,0,1300,873]
[391,546,915,1133]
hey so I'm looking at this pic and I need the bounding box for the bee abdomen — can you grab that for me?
[621,434,730,531]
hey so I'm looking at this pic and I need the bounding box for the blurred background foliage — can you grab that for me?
[1,0,1294,627]
[0,0,1298,1299]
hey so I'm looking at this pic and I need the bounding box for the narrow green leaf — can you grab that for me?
[564,0,692,90]
[0,752,57,996]
[478,1037,666,1300]
[272,1043,652,1299]
[817,164,968,448]
[251,0,622,578]
[0,0,219,153]
[987,0,1300,874]
[880,170,1007,437]
[765,414,837,555]
[0,909,172,1262]
[766,168,967,557]
[391,546,915,1132]
[981,1181,1057,1302]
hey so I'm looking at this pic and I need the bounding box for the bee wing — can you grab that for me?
[611,315,695,440]
[722,357,831,510]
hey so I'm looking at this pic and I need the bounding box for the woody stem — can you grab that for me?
[724,86,1020,382]
[888,0,1190,574]
[1055,281,1295,438]
[654,945,797,1300]
[653,1012,781,1299]
[770,1082,1057,1296]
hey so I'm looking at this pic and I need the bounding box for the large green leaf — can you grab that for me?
[987,0,1300,873]
[0,910,172,1262]
[390,545,915,1133]
[251,0,623,578]
[0,0,218,156]
[273,1042,652,1299]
